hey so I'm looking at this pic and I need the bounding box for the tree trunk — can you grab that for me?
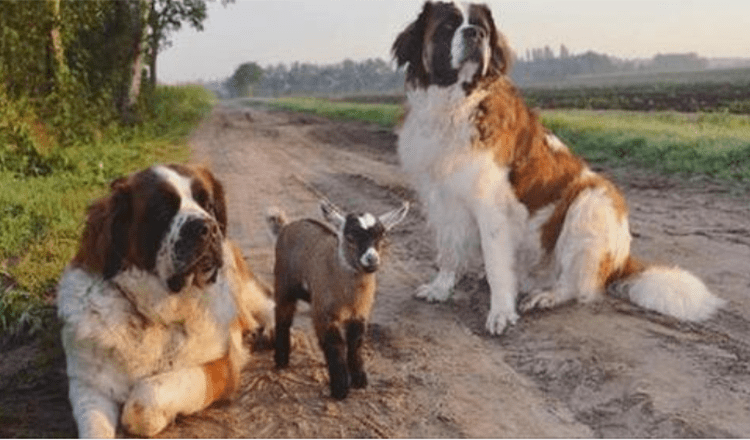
[48,0,68,84]
[149,45,157,87]
[125,0,151,115]
[147,0,159,88]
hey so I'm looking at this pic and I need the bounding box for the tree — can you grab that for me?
[146,0,219,87]
[127,0,151,114]
[227,62,263,97]
[48,0,69,83]
[560,44,570,59]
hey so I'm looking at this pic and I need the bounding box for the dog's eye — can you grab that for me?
[193,188,209,207]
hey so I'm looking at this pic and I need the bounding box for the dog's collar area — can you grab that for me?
[111,280,164,326]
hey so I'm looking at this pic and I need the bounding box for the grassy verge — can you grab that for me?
[1,85,214,337]
[262,97,750,181]
[267,97,401,128]
[543,110,750,180]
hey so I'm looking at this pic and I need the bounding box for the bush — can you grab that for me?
[0,85,214,337]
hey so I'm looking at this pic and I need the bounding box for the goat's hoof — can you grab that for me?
[330,386,349,400]
[350,371,367,389]
[274,353,290,369]
[330,378,349,400]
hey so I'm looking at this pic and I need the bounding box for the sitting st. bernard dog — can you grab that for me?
[57,164,275,437]
[392,2,724,335]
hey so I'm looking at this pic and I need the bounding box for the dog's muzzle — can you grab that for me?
[452,25,489,69]
[166,216,223,293]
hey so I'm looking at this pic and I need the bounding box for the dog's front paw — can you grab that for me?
[485,308,518,335]
[121,384,172,437]
[415,271,455,302]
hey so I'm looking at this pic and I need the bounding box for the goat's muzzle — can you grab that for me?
[359,248,381,273]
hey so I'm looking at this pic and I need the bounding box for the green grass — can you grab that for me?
[1,85,214,337]
[261,97,750,182]
[542,110,750,180]
[268,97,401,128]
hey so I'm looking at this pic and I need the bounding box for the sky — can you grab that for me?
[157,0,750,84]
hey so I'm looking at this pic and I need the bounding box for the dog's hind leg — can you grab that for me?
[521,186,630,313]
[415,269,457,302]
[519,247,602,312]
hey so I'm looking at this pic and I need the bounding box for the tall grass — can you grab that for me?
[0,85,214,337]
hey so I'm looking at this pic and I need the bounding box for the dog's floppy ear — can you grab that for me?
[73,177,133,279]
[196,165,228,236]
[479,4,513,76]
[392,1,432,87]
[211,175,228,236]
[103,180,133,279]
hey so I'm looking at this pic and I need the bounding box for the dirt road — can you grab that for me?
[2,103,749,437]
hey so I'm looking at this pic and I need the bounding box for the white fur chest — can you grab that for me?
[398,86,488,182]
[57,264,236,401]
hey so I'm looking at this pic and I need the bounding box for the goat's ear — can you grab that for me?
[320,200,346,230]
[379,201,409,231]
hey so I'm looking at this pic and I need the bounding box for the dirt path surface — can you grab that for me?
[2,103,749,438]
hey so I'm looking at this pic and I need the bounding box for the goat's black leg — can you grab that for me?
[321,326,349,399]
[346,319,367,389]
[274,298,296,368]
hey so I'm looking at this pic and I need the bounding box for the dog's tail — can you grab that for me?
[265,207,288,240]
[609,256,724,322]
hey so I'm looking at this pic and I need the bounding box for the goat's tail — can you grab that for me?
[609,256,725,322]
[265,207,288,240]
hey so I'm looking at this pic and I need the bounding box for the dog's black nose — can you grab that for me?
[184,217,219,240]
[463,26,485,41]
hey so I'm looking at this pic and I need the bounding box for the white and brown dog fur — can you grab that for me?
[56,164,275,437]
[392,1,724,335]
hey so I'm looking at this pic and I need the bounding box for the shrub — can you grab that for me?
[0,85,214,338]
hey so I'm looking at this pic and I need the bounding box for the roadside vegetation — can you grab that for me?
[1,85,214,338]
[544,110,750,180]
[261,97,750,182]
[268,97,401,128]
[1,1,218,340]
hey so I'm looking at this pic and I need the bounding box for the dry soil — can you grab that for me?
[2,103,749,438]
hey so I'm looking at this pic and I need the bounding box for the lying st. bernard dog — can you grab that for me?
[392,1,724,335]
[57,164,275,437]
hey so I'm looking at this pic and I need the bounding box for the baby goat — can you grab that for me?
[266,199,408,399]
